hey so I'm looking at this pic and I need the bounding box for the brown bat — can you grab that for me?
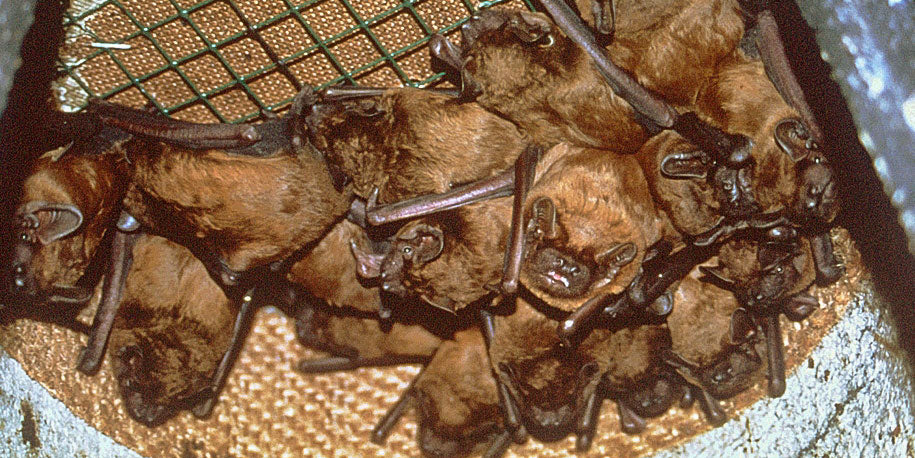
[698,234,821,397]
[7,134,129,307]
[3,124,155,375]
[662,264,766,424]
[92,92,350,289]
[108,234,237,426]
[483,296,670,450]
[296,306,509,457]
[306,86,525,220]
[449,10,650,151]
[350,198,512,315]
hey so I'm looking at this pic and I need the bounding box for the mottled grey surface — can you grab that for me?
[652,287,915,458]
[0,350,144,458]
[0,0,37,116]
[795,1,915,252]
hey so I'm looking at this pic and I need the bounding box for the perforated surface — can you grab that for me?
[56,0,534,122]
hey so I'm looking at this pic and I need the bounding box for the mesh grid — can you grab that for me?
[57,0,537,123]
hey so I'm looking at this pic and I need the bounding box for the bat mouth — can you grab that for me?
[544,270,571,289]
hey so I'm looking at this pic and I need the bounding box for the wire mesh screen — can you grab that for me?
[56,0,536,123]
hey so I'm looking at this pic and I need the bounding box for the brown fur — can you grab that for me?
[414,329,504,458]
[714,236,817,308]
[604,0,745,105]
[10,143,128,300]
[108,235,235,425]
[519,143,669,312]
[122,139,348,275]
[308,87,524,204]
[637,59,834,237]
[460,10,647,150]
[696,60,838,224]
[393,198,513,313]
[489,296,668,438]
[287,220,381,314]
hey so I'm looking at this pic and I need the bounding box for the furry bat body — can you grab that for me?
[108,234,236,425]
[295,305,508,457]
[351,198,512,314]
[7,131,129,307]
[308,87,524,206]
[486,296,669,448]
[88,97,349,288]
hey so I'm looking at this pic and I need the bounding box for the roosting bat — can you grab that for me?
[306,86,525,215]
[350,198,512,315]
[483,296,670,451]
[295,304,509,457]
[444,10,649,151]
[6,133,129,307]
[698,234,820,397]
[3,125,156,375]
[662,264,766,424]
[91,92,350,289]
[107,234,237,425]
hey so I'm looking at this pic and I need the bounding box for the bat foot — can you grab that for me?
[76,345,103,375]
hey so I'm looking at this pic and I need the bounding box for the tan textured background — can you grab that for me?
[4,0,868,456]
[0,230,863,458]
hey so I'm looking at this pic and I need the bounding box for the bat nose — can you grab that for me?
[8,261,33,295]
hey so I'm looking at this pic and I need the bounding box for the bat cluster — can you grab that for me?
[3,0,846,455]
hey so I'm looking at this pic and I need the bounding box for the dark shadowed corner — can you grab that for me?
[775,1,915,376]
[0,0,71,304]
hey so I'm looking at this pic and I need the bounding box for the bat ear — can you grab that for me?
[774,118,813,162]
[350,239,384,279]
[728,308,757,344]
[17,202,84,245]
[660,150,709,179]
[598,242,637,268]
[399,224,444,264]
[508,12,553,44]
[528,197,558,240]
[429,34,463,72]
[699,264,735,287]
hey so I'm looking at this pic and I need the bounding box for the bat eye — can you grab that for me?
[775,266,784,274]
[552,257,564,267]
[402,246,413,256]
[19,233,29,242]
[569,266,579,274]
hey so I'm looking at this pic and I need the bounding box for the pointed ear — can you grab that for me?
[728,308,757,344]
[699,265,735,287]
[399,224,444,264]
[774,118,812,162]
[17,202,84,245]
[528,197,557,240]
[660,150,709,179]
[509,12,552,43]
[429,34,464,71]
[350,239,384,279]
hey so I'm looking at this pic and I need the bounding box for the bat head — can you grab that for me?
[518,149,657,312]
[771,118,839,226]
[5,146,127,308]
[459,10,582,101]
[352,222,444,299]
[701,237,815,313]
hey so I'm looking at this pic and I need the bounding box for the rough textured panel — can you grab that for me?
[0,0,37,115]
